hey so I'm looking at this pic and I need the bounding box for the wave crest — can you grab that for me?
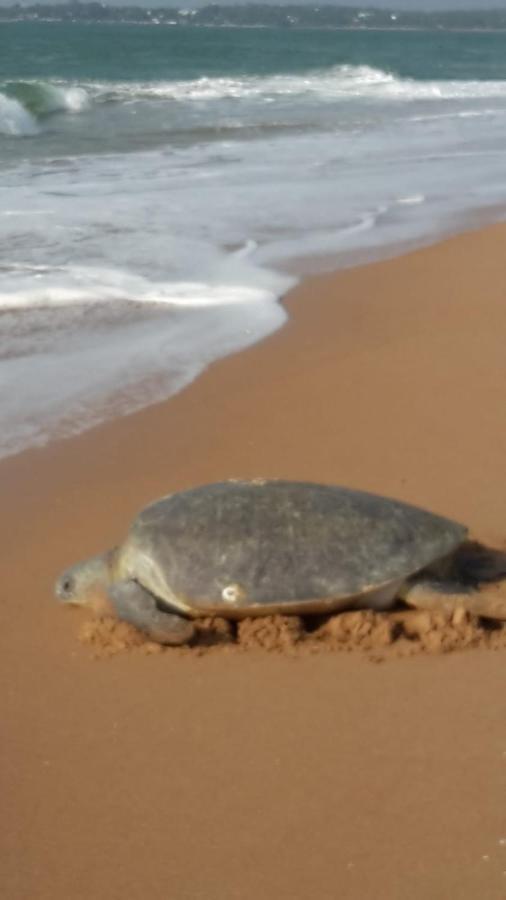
[3,81,89,118]
[3,65,506,137]
[83,64,506,104]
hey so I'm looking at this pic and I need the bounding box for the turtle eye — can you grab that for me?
[57,574,74,599]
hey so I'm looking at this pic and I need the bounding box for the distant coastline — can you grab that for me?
[3,3,506,31]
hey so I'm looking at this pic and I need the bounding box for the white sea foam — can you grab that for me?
[0,277,288,458]
[82,65,506,105]
[409,108,503,123]
[50,84,89,113]
[397,194,425,205]
[0,262,290,311]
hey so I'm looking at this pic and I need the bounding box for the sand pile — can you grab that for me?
[79,616,164,657]
[79,604,506,660]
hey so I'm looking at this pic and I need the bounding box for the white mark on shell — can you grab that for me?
[222,584,243,604]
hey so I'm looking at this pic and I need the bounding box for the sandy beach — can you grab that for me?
[1,224,506,898]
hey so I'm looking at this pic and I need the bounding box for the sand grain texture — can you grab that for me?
[1,226,506,899]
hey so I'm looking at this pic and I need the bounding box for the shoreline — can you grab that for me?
[3,222,506,537]
[5,199,506,464]
[2,224,506,900]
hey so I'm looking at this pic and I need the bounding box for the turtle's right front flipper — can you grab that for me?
[108,581,195,645]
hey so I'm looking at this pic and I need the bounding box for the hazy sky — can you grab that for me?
[3,0,506,8]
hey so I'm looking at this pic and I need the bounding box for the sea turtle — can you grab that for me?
[55,480,506,644]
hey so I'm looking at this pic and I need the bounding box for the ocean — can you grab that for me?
[2,23,506,458]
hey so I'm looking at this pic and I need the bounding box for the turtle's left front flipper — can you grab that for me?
[402,579,506,622]
[108,580,195,645]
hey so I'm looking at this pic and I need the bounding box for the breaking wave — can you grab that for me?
[0,81,88,135]
[3,66,506,138]
[0,92,39,136]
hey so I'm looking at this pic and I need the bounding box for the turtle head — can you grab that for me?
[55,550,116,611]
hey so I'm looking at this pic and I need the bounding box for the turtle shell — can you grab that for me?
[117,481,467,616]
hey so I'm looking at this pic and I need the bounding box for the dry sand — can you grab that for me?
[1,225,506,898]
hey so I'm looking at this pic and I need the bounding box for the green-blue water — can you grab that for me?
[2,23,506,457]
[2,22,506,82]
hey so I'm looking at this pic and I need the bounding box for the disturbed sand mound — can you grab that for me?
[79,597,506,661]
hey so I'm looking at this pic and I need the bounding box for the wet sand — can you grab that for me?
[1,225,506,898]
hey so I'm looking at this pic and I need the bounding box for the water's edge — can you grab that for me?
[4,206,505,465]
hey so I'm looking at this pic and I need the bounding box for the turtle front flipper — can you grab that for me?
[108,581,195,645]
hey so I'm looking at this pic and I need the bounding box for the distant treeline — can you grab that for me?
[3,3,506,30]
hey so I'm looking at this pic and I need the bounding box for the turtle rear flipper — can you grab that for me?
[453,542,506,584]
[402,579,506,622]
[108,581,195,645]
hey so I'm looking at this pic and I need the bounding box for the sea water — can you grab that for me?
[2,23,506,458]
